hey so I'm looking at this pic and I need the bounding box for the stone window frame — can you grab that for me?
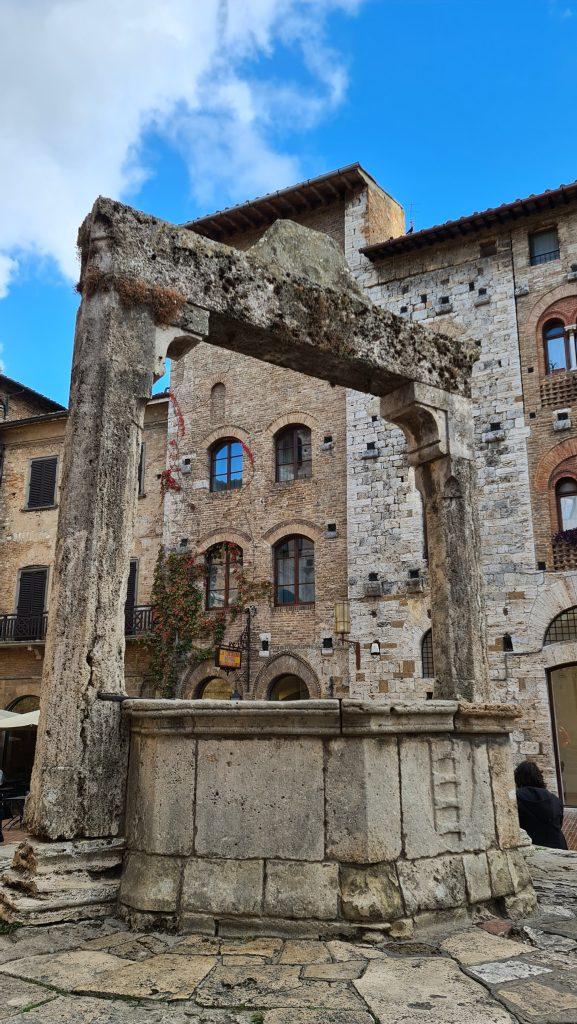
[204,541,243,610]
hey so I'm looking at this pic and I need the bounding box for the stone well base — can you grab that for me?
[119,698,536,936]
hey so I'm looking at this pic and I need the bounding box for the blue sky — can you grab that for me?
[1,0,576,407]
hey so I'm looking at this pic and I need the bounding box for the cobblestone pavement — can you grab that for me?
[3,910,577,1023]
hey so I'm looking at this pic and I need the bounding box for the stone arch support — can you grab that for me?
[254,652,321,700]
[196,529,252,556]
[266,411,320,437]
[262,520,320,547]
[180,662,235,699]
[519,575,577,651]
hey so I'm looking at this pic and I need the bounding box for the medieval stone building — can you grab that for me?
[2,164,577,804]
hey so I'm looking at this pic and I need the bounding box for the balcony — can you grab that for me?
[0,613,48,644]
[124,605,155,638]
[0,606,155,645]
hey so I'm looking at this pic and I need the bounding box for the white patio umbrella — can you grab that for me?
[0,710,39,729]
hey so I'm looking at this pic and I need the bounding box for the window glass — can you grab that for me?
[274,535,314,605]
[557,479,577,531]
[544,321,567,373]
[545,607,577,645]
[211,440,243,491]
[530,227,559,266]
[275,426,312,482]
[206,543,242,608]
[422,629,434,677]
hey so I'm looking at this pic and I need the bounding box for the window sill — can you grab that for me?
[21,504,58,512]
[273,603,315,612]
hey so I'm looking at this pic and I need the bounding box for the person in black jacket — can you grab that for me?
[515,759,568,849]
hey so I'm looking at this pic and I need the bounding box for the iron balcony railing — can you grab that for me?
[124,605,155,637]
[0,613,48,643]
[530,249,560,266]
[0,606,154,643]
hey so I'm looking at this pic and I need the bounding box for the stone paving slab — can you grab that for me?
[6,906,577,1022]
[80,953,218,1001]
[0,949,131,989]
[0,976,56,1019]
[354,956,515,1023]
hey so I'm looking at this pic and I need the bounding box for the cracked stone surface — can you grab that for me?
[3,896,577,1023]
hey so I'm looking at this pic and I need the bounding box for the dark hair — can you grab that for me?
[514,760,545,789]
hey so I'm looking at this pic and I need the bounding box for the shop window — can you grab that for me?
[210,439,243,492]
[198,677,234,700]
[206,543,243,609]
[275,425,312,482]
[268,674,310,700]
[274,535,315,606]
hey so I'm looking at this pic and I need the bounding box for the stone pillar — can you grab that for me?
[381,383,489,702]
[25,285,160,839]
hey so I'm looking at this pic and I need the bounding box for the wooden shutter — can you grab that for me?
[17,569,47,616]
[125,561,137,612]
[137,444,145,496]
[28,457,57,508]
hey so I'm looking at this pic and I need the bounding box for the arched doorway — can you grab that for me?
[197,677,234,700]
[549,664,577,806]
[2,694,40,786]
[268,675,310,701]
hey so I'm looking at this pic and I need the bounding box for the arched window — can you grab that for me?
[210,383,225,422]
[421,629,434,677]
[6,694,40,713]
[197,677,234,700]
[275,425,312,482]
[556,478,577,532]
[544,320,568,374]
[274,535,315,606]
[268,675,310,701]
[544,607,577,645]
[210,439,243,492]
[206,543,243,609]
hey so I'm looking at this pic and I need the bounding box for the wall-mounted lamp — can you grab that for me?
[334,600,360,670]
[370,641,381,657]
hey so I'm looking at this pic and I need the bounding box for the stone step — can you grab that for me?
[10,837,124,875]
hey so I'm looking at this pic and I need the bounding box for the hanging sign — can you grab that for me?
[215,646,242,670]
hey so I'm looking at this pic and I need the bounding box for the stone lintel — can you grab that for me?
[454,702,522,734]
[340,699,458,735]
[79,196,476,399]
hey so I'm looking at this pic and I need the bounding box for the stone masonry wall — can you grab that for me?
[0,399,168,707]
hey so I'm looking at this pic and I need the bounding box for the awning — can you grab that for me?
[0,710,39,729]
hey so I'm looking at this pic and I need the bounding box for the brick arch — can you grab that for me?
[201,424,250,450]
[262,520,320,546]
[196,529,252,556]
[266,411,320,436]
[180,662,236,699]
[520,576,577,650]
[253,652,321,700]
[534,439,577,493]
[526,284,577,332]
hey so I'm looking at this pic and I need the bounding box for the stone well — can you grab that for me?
[119,698,535,937]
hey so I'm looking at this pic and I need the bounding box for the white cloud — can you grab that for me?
[0,0,362,291]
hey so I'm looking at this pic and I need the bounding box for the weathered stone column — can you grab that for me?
[381,382,489,702]
[26,212,202,840]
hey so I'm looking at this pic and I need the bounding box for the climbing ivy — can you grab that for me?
[144,547,270,698]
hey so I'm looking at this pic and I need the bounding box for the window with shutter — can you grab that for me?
[27,457,57,509]
[16,567,48,640]
[137,444,145,496]
[124,560,138,634]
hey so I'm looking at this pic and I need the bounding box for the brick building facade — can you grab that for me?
[3,164,577,803]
